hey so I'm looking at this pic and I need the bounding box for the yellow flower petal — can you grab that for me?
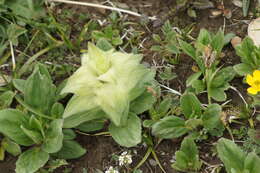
[253,70,260,79]
[246,74,254,86]
[247,87,258,95]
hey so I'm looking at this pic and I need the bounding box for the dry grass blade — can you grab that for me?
[48,0,157,20]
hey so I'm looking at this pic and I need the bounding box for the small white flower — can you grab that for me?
[105,166,119,173]
[118,151,132,166]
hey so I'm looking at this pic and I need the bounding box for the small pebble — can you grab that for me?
[210,9,222,18]
[149,159,158,166]
[231,36,242,48]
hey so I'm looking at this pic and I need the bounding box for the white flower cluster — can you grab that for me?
[105,166,119,173]
[104,151,133,173]
[118,151,133,166]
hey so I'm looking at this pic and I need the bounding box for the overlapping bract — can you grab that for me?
[62,43,155,127]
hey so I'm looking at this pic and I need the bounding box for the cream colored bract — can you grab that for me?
[61,43,154,127]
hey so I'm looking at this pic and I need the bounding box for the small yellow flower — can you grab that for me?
[246,70,260,95]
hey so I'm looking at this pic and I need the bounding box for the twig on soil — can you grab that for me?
[9,41,15,71]
[134,147,152,171]
[229,86,248,108]
[202,159,223,173]
[159,84,182,96]
[221,99,232,107]
[151,149,167,173]
[76,130,111,136]
[48,0,157,20]
[104,0,123,17]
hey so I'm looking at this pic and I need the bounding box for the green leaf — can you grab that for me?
[235,37,256,65]
[109,113,141,147]
[244,152,260,173]
[152,116,189,139]
[166,44,180,54]
[233,63,253,76]
[202,104,224,135]
[130,90,156,114]
[192,80,205,93]
[62,95,99,119]
[176,0,189,6]
[152,34,161,42]
[172,137,202,172]
[242,0,250,17]
[51,103,64,119]
[0,109,34,146]
[36,63,52,81]
[159,67,177,81]
[53,140,86,159]
[42,119,63,153]
[143,119,156,128]
[0,90,15,108]
[96,38,113,51]
[7,24,27,46]
[248,129,260,145]
[6,0,45,20]
[217,138,246,173]
[16,147,49,173]
[13,79,26,93]
[202,104,221,128]
[180,93,201,119]
[196,29,211,46]
[92,31,105,40]
[211,30,224,55]
[76,120,105,132]
[24,66,56,115]
[2,138,21,156]
[111,36,123,46]
[187,8,197,18]
[0,146,4,161]
[150,45,162,52]
[45,159,68,172]
[20,125,42,144]
[179,40,196,59]
[63,104,105,128]
[186,72,202,87]
[63,129,76,140]
[208,87,227,102]
[29,115,44,136]
[211,66,235,88]
[0,0,5,5]
[0,41,8,58]
[185,118,203,129]
[157,97,173,115]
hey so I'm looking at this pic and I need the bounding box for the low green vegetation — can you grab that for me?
[172,137,202,172]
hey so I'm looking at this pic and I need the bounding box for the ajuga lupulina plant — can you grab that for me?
[61,43,155,128]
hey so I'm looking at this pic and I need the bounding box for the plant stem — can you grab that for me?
[205,69,211,104]
[151,149,166,173]
[134,147,152,171]
[9,41,15,71]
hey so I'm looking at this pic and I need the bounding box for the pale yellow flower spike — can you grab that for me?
[246,70,260,95]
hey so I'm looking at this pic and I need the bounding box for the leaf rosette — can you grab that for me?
[61,43,155,127]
